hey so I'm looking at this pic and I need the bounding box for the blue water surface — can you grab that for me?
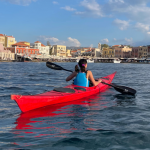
[0,62,150,150]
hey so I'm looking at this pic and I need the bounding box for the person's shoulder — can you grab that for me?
[87,70,92,74]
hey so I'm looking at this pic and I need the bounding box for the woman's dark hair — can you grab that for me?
[78,59,87,72]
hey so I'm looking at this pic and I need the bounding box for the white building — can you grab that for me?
[34,41,50,55]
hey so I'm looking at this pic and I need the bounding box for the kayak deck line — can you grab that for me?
[11,72,116,112]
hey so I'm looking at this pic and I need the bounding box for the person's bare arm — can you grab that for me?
[88,71,102,86]
[66,71,77,81]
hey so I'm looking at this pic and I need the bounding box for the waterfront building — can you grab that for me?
[34,41,50,55]
[8,42,40,59]
[147,45,150,58]
[113,45,132,58]
[102,47,114,58]
[72,47,100,57]
[138,46,148,58]
[71,50,77,57]
[94,48,101,57]
[5,35,17,47]
[0,34,16,47]
[0,34,5,47]
[81,48,88,53]
[0,43,15,60]
[76,49,81,57]
[0,43,4,51]
[51,45,66,57]
[83,49,91,56]
[131,47,139,58]
[66,49,72,57]
[81,48,100,57]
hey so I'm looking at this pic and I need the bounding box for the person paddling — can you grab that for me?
[66,59,102,87]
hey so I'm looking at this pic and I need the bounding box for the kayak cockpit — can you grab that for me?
[53,87,87,93]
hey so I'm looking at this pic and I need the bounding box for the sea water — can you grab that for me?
[0,62,150,150]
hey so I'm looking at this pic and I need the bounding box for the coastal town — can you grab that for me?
[0,33,150,63]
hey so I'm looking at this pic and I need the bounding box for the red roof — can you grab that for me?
[86,50,91,52]
[19,41,29,43]
[34,41,41,43]
[71,50,77,53]
[113,45,120,47]
[83,48,90,49]
[0,34,4,36]
[12,42,29,47]
[41,44,46,47]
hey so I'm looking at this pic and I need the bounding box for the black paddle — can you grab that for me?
[101,82,136,96]
[46,61,73,72]
[46,62,136,96]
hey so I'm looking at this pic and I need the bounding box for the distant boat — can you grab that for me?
[114,59,121,63]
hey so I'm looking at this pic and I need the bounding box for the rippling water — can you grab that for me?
[0,62,150,149]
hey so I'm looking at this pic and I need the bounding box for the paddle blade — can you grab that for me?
[46,62,63,70]
[112,83,136,96]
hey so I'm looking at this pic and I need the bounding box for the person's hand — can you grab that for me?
[75,65,79,72]
[99,79,102,83]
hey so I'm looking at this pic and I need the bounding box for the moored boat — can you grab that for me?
[11,72,116,112]
[87,59,94,63]
[114,59,121,63]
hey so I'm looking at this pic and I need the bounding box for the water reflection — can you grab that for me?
[114,94,136,106]
[13,93,114,139]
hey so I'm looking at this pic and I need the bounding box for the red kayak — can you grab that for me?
[11,72,116,112]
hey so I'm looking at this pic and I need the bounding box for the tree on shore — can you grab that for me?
[101,44,109,49]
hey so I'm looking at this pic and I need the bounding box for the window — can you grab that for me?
[17,50,19,53]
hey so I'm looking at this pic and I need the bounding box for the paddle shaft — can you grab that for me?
[101,81,116,88]
[63,69,73,72]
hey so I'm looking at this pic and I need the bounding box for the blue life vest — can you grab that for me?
[74,72,89,87]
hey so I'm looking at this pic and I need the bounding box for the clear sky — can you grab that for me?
[1,0,150,47]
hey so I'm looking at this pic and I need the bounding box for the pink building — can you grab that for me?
[0,43,4,50]
[0,44,15,60]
